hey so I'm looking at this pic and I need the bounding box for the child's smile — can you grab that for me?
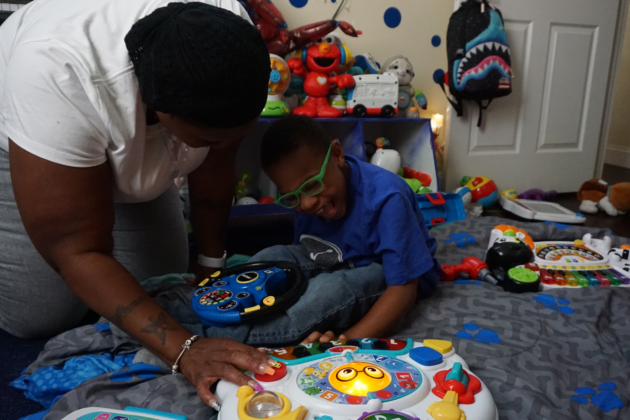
[268,141,350,220]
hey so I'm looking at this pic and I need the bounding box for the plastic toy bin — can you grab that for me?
[230,118,439,218]
[361,119,439,192]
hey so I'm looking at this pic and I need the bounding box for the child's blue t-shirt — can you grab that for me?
[294,155,441,297]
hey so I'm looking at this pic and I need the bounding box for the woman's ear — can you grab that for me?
[331,140,346,167]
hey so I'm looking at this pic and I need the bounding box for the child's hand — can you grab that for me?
[301,331,347,345]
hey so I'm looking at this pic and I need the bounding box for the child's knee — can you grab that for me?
[250,245,297,262]
[341,263,386,292]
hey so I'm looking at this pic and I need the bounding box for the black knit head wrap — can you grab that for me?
[125,2,270,128]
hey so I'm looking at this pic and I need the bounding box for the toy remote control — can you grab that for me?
[192,262,305,328]
[215,338,498,420]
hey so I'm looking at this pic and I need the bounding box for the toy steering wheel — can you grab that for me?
[192,261,305,328]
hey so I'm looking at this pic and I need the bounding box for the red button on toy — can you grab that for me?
[254,362,287,382]
[378,338,406,351]
[525,263,539,272]
[376,390,392,399]
[346,396,362,404]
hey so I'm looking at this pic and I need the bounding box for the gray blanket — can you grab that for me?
[27,217,629,419]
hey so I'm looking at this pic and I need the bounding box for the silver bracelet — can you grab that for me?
[171,335,199,375]
[198,251,227,268]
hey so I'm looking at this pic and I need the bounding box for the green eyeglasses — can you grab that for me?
[275,143,333,209]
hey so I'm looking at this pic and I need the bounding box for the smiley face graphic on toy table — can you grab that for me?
[329,362,391,396]
[297,354,422,406]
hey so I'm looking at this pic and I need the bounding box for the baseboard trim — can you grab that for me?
[605,145,630,169]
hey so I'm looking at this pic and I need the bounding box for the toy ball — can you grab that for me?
[258,196,275,204]
[370,149,401,174]
[236,197,258,205]
[247,391,284,418]
[461,175,498,209]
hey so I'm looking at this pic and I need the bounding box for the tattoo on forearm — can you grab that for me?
[140,312,176,345]
[111,296,145,327]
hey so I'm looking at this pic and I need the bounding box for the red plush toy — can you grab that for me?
[241,0,359,57]
[403,167,432,187]
[288,42,356,118]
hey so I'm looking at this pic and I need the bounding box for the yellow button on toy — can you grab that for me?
[423,339,453,354]
[244,305,261,313]
[211,271,221,278]
[574,240,585,246]
[198,278,209,286]
[263,296,276,306]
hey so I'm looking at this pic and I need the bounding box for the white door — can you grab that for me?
[445,0,620,193]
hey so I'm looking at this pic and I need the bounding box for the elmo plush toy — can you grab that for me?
[287,42,355,118]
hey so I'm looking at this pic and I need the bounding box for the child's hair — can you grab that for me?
[261,115,333,171]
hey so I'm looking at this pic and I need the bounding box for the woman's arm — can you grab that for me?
[9,140,274,405]
[187,139,242,278]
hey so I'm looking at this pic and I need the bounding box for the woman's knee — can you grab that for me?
[0,291,88,339]
[1,307,88,339]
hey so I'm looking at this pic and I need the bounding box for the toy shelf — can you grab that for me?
[230,117,439,218]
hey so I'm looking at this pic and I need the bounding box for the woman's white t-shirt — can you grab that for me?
[0,0,251,203]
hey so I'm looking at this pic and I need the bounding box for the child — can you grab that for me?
[249,115,441,344]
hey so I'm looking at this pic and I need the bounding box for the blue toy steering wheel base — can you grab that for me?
[192,261,305,328]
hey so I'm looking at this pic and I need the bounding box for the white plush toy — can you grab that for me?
[381,55,428,118]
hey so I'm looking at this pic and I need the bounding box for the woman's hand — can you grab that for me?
[301,331,347,345]
[180,337,278,408]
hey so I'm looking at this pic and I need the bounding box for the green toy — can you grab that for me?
[235,171,251,200]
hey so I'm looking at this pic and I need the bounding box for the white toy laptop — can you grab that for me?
[499,195,586,224]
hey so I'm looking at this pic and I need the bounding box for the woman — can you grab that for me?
[0,0,276,408]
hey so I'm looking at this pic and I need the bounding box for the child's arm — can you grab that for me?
[301,279,418,344]
[342,279,417,339]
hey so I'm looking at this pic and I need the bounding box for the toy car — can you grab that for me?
[346,72,398,117]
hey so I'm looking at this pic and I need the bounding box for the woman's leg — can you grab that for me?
[109,186,189,282]
[0,148,188,338]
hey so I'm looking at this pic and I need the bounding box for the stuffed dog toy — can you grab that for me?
[578,179,630,216]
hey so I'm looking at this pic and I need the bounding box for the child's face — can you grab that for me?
[268,141,349,220]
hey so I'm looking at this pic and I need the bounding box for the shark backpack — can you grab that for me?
[439,0,512,127]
